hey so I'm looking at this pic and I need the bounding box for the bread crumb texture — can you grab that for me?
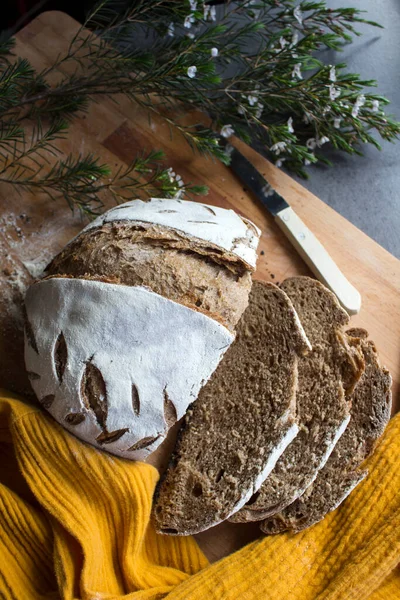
[153,281,310,535]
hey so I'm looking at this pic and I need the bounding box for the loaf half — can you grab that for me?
[152,281,311,535]
[26,199,260,459]
[261,329,392,533]
[230,277,365,523]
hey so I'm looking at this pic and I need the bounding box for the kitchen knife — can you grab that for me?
[224,142,361,315]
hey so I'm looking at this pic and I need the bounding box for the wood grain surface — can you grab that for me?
[1,11,399,563]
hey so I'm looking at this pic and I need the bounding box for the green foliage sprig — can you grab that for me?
[0,0,398,215]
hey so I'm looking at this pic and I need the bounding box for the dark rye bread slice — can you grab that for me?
[261,328,392,534]
[152,281,311,535]
[230,277,365,524]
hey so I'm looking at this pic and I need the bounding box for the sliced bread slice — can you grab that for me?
[152,281,311,535]
[230,277,365,524]
[261,329,392,534]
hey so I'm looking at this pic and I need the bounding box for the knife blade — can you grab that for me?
[224,142,361,315]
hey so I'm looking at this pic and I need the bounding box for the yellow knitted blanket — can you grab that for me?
[0,391,399,600]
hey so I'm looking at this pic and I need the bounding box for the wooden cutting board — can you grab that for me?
[1,11,399,563]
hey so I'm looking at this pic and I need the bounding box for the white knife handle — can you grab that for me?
[275,206,361,315]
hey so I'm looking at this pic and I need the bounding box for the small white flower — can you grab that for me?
[237,105,245,115]
[352,94,366,118]
[270,141,287,155]
[276,159,286,168]
[187,65,197,78]
[189,0,197,9]
[292,52,298,58]
[291,31,299,46]
[292,63,302,80]
[307,136,329,148]
[371,99,380,113]
[318,136,329,146]
[304,158,311,166]
[262,183,274,197]
[172,174,184,196]
[357,94,366,106]
[220,124,234,138]
[279,36,288,49]
[184,14,195,28]
[203,4,210,19]
[186,32,195,39]
[334,117,342,129]
[329,66,336,82]
[255,102,264,119]
[210,5,217,20]
[287,117,294,133]
[293,6,303,24]
[329,84,340,101]
[322,104,331,116]
[248,94,258,106]
[167,22,175,37]
[211,47,219,58]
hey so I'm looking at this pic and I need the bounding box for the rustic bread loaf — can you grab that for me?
[24,199,260,460]
[230,277,365,523]
[152,281,311,536]
[261,328,392,534]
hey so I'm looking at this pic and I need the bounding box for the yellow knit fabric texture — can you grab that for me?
[0,392,399,600]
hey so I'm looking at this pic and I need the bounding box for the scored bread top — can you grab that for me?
[24,277,234,460]
[46,221,253,332]
[152,281,311,536]
[261,330,392,534]
[80,198,261,270]
[231,276,365,523]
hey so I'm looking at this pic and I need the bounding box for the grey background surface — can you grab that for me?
[293,0,399,258]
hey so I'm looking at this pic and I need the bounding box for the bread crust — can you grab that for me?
[78,198,261,270]
[24,278,234,460]
[47,221,253,331]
